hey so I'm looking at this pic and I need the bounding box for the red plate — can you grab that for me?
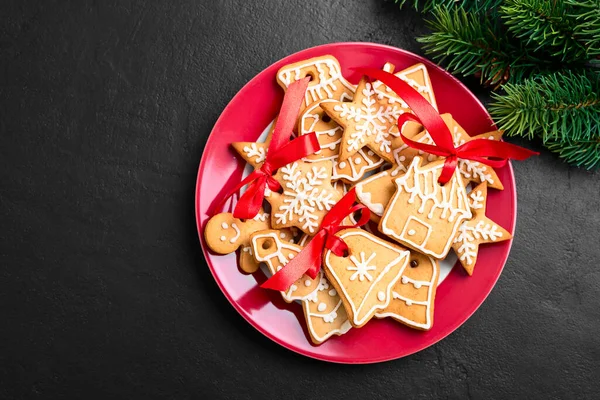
[195,43,516,363]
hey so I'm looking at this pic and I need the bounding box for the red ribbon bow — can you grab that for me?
[261,188,370,292]
[213,77,321,219]
[356,68,539,184]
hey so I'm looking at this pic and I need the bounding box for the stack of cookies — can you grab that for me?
[204,55,512,345]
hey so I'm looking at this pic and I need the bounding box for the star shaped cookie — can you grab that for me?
[452,183,512,275]
[321,77,404,164]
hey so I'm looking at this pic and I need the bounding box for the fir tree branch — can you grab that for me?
[567,0,600,58]
[393,0,503,12]
[417,7,547,88]
[545,137,600,169]
[500,0,588,62]
[489,71,600,145]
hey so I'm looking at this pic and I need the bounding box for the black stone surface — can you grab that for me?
[1,1,599,398]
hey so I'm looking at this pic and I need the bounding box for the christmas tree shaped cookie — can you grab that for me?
[323,229,410,328]
[276,55,355,113]
[452,183,512,275]
[298,99,384,183]
[372,62,438,112]
[375,252,439,330]
[379,156,472,259]
[301,272,352,344]
[250,230,320,302]
[321,77,404,164]
[266,160,341,234]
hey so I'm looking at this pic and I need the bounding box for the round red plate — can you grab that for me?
[195,42,516,363]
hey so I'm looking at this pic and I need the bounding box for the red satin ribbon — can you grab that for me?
[261,188,370,292]
[356,68,539,184]
[213,77,320,219]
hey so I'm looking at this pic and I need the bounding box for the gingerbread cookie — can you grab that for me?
[375,252,439,330]
[277,55,355,113]
[204,211,271,273]
[452,183,512,275]
[250,230,319,302]
[379,156,472,259]
[372,62,438,112]
[321,77,403,164]
[354,116,430,222]
[323,229,410,328]
[266,160,341,234]
[231,118,277,169]
[408,117,505,190]
[302,272,352,344]
[239,224,295,274]
[298,99,384,183]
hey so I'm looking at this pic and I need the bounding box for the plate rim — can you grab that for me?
[195,42,517,364]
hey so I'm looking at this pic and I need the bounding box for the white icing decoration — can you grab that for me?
[221,222,228,229]
[408,229,416,236]
[380,157,471,259]
[453,220,504,266]
[229,223,240,244]
[242,143,266,164]
[304,279,311,287]
[328,289,337,297]
[274,162,337,233]
[377,291,385,301]
[375,255,438,329]
[372,64,438,111]
[220,235,226,241]
[469,190,485,209]
[354,157,361,165]
[250,232,314,302]
[324,231,410,327]
[347,251,377,282]
[332,148,384,183]
[277,58,355,107]
[317,302,327,312]
[354,171,388,216]
[333,82,403,155]
[253,213,268,222]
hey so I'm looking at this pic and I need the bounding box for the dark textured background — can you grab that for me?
[1,0,599,398]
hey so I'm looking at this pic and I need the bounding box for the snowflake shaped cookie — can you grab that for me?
[321,77,404,164]
[452,183,512,275]
[266,160,341,234]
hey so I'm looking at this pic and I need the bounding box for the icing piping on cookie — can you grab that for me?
[347,251,377,282]
[324,230,410,327]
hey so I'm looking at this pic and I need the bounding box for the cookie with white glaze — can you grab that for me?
[323,228,410,328]
[375,251,439,330]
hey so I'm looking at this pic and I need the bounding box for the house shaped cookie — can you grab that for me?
[379,156,472,259]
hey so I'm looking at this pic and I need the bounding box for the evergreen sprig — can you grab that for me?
[393,0,503,12]
[489,71,600,168]
[417,7,546,88]
[567,0,600,58]
[500,0,588,62]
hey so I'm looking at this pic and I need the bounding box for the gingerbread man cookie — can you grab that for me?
[276,55,355,113]
[204,211,271,273]
[266,160,341,234]
[375,252,439,330]
[321,77,404,164]
[452,183,512,275]
[379,156,472,259]
[323,229,410,328]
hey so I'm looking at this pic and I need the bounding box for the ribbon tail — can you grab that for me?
[268,77,311,151]
[439,156,458,185]
[232,177,267,219]
[261,233,325,291]
[210,171,261,216]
